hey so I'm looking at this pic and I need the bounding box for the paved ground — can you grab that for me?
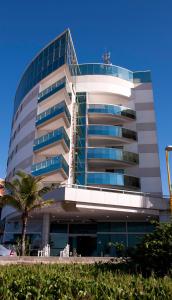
[0,256,125,265]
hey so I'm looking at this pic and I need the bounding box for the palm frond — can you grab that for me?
[0,195,22,210]
[28,199,54,212]
[3,170,56,214]
[4,181,19,195]
[15,170,28,179]
[38,183,59,197]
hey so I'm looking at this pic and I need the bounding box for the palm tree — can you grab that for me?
[0,170,56,256]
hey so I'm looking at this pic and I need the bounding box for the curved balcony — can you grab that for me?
[87,172,140,190]
[88,104,136,125]
[70,64,151,83]
[87,148,139,168]
[31,155,69,180]
[88,125,137,147]
[33,127,70,155]
[70,64,133,81]
[36,101,71,129]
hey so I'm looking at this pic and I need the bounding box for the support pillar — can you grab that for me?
[42,213,50,247]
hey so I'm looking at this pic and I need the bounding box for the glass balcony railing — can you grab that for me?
[87,172,140,190]
[36,101,71,127]
[87,148,139,165]
[88,104,136,120]
[88,125,137,141]
[70,64,151,83]
[33,127,70,151]
[38,77,66,103]
[31,155,69,177]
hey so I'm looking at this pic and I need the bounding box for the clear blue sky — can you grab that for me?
[0,0,171,194]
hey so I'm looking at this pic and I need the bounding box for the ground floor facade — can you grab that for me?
[3,218,155,256]
[1,186,169,256]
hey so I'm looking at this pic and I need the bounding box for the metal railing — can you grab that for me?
[31,155,69,176]
[38,77,66,102]
[87,148,139,164]
[88,125,137,141]
[88,104,136,120]
[58,183,166,200]
[36,100,71,126]
[33,127,70,151]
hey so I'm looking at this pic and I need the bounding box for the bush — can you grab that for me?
[133,221,172,275]
[0,264,172,299]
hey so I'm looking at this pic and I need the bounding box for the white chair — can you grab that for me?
[60,244,70,257]
[38,244,50,257]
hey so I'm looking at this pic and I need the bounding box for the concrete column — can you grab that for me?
[42,213,50,247]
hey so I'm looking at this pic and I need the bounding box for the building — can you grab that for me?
[0,178,5,242]
[2,29,168,256]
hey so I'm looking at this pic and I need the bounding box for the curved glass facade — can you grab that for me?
[87,148,139,165]
[70,64,151,83]
[87,172,140,190]
[13,30,151,116]
[14,30,77,114]
[88,125,137,141]
[88,104,136,120]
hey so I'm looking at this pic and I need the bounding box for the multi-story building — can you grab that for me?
[2,29,168,256]
[0,178,4,242]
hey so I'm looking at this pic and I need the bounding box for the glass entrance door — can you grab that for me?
[69,236,97,256]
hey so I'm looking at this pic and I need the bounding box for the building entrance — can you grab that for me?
[69,236,97,256]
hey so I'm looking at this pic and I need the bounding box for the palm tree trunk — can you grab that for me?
[21,214,28,256]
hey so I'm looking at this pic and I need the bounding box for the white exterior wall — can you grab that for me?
[75,75,162,194]
[5,64,163,222]
[7,86,38,178]
[132,83,162,194]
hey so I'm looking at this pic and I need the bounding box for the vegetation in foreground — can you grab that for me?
[0,171,56,256]
[0,264,171,300]
[132,220,172,276]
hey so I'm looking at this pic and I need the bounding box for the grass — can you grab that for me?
[0,264,171,299]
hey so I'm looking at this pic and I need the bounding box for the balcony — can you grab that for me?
[88,125,137,147]
[70,64,133,81]
[87,172,140,190]
[33,127,70,155]
[38,77,66,103]
[70,64,151,83]
[31,155,69,180]
[38,77,71,109]
[87,148,139,169]
[88,104,136,125]
[36,101,71,129]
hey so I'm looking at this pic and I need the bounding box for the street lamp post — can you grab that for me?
[165,145,172,213]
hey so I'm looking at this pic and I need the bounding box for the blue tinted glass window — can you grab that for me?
[127,222,154,233]
[14,30,77,115]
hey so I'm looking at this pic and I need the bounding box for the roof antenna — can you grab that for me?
[102,50,111,65]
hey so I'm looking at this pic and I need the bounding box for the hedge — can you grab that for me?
[0,264,171,299]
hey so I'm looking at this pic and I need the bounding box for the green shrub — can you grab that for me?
[0,264,172,299]
[133,221,172,275]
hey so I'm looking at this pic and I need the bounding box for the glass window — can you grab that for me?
[69,224,97,234]
[97,222,111,232]
[14,30,77,115]
[50,223,67,233]
[111,234,127,245]
[97,234,111,256]
[111,222,126,232]
[128,234,144,247]
[127,222,154,233]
